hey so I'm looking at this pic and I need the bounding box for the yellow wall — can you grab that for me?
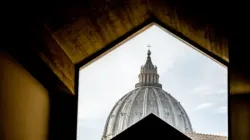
[0,51,49,140]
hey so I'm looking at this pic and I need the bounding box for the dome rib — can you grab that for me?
[170,94,193,132]
[102,98,120,137]
[146,88,159,116]
[177,100,193,132]
[142,87,148,117]
[115,91,135,134]
[102,92,132,139]
[120,88,142,132]
[152,88,164,118]
[111,91,134,136]
[161,90,178,127]
[125,88,144,128]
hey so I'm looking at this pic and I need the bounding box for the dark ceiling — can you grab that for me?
[2,0,248,96]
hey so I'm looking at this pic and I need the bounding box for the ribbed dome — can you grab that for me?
[102,47,193,140]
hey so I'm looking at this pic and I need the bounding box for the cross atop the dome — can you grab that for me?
[147,44,151,50]
[147,44,151,56]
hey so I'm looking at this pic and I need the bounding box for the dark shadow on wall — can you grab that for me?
[48,91,78,140]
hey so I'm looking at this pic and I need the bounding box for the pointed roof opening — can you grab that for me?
[78,24,228,140]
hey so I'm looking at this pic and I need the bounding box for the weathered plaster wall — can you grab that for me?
[0,51,49,140]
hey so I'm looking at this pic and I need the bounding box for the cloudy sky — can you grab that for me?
[77,25,228,140]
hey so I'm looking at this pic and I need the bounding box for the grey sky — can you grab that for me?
[77,25,228,140]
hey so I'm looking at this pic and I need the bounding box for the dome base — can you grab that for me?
[135,83,162,88]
